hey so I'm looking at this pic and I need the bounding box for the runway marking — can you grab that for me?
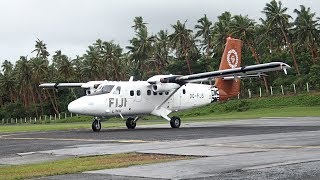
[0,137,150,143]
[209,143,320,149]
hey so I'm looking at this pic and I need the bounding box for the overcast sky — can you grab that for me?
[0,0,319,65]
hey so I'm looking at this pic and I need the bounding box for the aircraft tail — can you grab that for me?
[215,37,242,101]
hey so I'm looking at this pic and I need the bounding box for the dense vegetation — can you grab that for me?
[1,0,320,119]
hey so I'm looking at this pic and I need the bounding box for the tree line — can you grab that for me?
[1,0,320,119]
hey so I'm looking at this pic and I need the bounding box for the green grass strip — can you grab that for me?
[0,153,190,180]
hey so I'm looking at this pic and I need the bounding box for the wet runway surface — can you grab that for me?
[1,117,320,179]
[2,124,320,157]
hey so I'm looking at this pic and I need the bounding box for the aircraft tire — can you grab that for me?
[92,119,101,132]
[170,116,181,128]
[126,117,136,129]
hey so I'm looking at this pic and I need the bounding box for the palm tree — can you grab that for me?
[82,46,101,80]
[195,14,213,67]
[262,0,301,75]
[1,60,13,75]
[127,27,156,79]
[30,57,49,114]
[229,15,269,92]
[169,20,195,74]
[52,50,74,81]
[211,12,232,57]
[257,18,283,55]
[102,41,123,80]
[294,5,319,64]
[72,55,84,82]
[32,39,50,59]
[0,60,15,103]
[132,16,147,32]
[154,30,170,73]
[15,56,33,107]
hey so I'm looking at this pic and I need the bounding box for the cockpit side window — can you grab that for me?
[102,85,115,94]
[113,86,121,94]
[87,84,115,96]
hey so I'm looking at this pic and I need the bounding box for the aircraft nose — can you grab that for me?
[68,100,83,114]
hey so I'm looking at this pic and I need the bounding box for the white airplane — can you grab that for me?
[40,37,290,132]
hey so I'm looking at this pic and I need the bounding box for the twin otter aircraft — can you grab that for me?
[40,38,290,132]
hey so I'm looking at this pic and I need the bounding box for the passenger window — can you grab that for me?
[147,90,151,95]
[137,90,141,96]
[165,92,169,95]
[113,86,121,94]
[153,92,157,95]
[130,90,134,96]
[159,92,163,95]
[183,89,186,94]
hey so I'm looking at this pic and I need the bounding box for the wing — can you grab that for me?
[175,62,290,83]
[39,83,86,89]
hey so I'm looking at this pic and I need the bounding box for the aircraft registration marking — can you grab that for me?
[190,93,204,99]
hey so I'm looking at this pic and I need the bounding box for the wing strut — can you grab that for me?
[151,86,182,121]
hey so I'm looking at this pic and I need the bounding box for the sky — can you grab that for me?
[0,0,319,65]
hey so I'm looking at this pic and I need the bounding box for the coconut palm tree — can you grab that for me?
[169,20,195,74]
[30,57,49,114]
[262,0,301,75]
[102,41,123,80]
[0,60,16,103]
[154,30,170,73]
[294,5,319,64]
[127,27,156,79]
[32,39,50,59]
[229,15,269,92]
[1,60,13,75]
[195,14,213,67]
[132,16,147,32]
[82,46,101,80]
[211,12,232,57]
[15,56,33,107]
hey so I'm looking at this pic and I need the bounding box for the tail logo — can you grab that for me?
[227,49,239,69]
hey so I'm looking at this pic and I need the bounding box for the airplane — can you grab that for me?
[40,37,290,132]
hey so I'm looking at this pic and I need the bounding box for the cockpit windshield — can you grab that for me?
[88,85,115,96]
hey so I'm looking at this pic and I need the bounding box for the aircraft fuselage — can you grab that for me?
[68,81,219,118]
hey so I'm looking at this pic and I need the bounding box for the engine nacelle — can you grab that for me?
[152,83,180,93]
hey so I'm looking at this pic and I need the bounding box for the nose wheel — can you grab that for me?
[92,118,101,132]
[126,117,137,129]
[170,116,181,128]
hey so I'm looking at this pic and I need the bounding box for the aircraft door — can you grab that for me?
[173,89,181,109]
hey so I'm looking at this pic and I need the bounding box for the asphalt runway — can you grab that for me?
[1,117,320,179]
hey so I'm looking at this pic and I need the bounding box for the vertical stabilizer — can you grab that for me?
[215,37,242,100]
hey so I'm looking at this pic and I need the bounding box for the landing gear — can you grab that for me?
[126,117,137,129]
[170,116,181,128]
[92,117,101,132]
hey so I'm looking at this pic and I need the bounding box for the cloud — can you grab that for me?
[0,0,319,64]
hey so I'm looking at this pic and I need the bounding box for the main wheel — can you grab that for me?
[170,116,181,128]
[126,117,136,129]
[92,119,101,132]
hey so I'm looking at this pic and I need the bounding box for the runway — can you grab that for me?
[1,117,320,179]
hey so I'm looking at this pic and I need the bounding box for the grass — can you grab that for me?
[182,106,320,121]
[0,153,190,180]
